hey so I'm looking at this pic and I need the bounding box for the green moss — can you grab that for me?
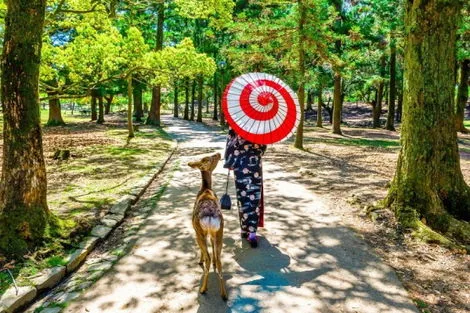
[414,299,428,309]
[44,255,67,267]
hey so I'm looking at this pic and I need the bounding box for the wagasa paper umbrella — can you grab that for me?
[222,72,301,145]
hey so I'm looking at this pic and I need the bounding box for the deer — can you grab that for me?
[187,152,228,300]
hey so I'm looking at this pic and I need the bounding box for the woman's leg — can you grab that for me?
[234,172,261,236]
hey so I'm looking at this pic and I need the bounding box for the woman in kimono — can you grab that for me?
[224,128,266,248]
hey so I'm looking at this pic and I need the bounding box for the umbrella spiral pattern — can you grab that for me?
[222,72,301,145]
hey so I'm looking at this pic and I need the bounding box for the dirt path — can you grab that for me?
[63,116,419,313]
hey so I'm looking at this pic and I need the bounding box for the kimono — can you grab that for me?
[224,129,267,235]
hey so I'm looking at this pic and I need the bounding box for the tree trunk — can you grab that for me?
[306,89,313,111]
[456,59,469,133]
[385,0,470,236]
[213,72,218,121]
[147,2,164,127]
[0,0,50,256]
[47,92,65,126]
[332,72,342,135]
[190,79,196,121]
[197,76,204,122]
[97,95,104,124]
[219,77,226,127]
[184,78,190,120]
[127,76,135,138]
[91,93,97,121]
[386,36,397,131]
[317,86,323,127]
[294,0,306,149]
[104,95,113,114]
[373,55,386,128]
[133,81,143,123]
[174,80,179,118]
[396,84,403,122]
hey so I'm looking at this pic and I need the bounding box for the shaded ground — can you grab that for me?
[60,116,418,313]
[0,112,174,296]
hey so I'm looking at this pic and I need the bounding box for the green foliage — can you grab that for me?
[145,38,216,85]
[175,0,235,28]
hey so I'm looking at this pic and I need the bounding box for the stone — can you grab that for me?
[106,255,119,263]
[56,292,80,303]
[101,218,118,228]
[129,187,142,197]
[90,225,112,239]
[105,213,124,222]
[0,305,7,313]
[65,248,88,273]
[88,271,103,282]
[87,262,112,273]
[32,267,66,292]
[109,195,132,215]
[77,281,93,291]
[40,307,62,313]
[0,286,37,313]
[78,236,100,253]
[137,206,152,214]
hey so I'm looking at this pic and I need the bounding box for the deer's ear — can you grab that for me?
[188,161,199,169]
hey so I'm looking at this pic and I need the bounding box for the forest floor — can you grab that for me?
[0,112,174,296]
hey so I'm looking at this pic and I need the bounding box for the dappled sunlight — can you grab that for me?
[62,117,417,313]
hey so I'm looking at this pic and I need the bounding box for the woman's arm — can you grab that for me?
[223,129,239,169]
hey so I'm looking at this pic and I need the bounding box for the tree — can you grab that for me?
[456,59,469,133]
[385,0,470,242]
[294,0,307,149]
[455,9,469,133]
[147,1,165,127]
[385,35,397,131]
[331,0,345,135]
[0,0,50,256]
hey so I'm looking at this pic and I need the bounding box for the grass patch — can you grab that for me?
[464,120,470,128]
[310,137,400,149]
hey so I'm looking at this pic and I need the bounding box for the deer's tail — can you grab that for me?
[200,216,221,232]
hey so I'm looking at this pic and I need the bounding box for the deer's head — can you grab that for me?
[188,152,221,173]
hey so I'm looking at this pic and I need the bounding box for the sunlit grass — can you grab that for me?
[307,137,400,149]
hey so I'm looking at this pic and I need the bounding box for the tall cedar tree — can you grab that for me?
[385,35,397,131]
[385,0,470,234]
[0,0,50,255]
[147,2,164,126]
[332,0,344,135]
[294,0,306,149]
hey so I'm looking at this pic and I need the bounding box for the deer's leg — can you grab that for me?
[210,237,216,270]
[195,232,210,294]
[214,229,227,300]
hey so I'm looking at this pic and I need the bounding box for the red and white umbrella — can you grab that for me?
[222,72,301,145]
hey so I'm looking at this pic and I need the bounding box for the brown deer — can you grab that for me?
[187,152,228,300]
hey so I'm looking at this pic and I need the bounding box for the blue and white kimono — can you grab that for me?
[224,129,266,235]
